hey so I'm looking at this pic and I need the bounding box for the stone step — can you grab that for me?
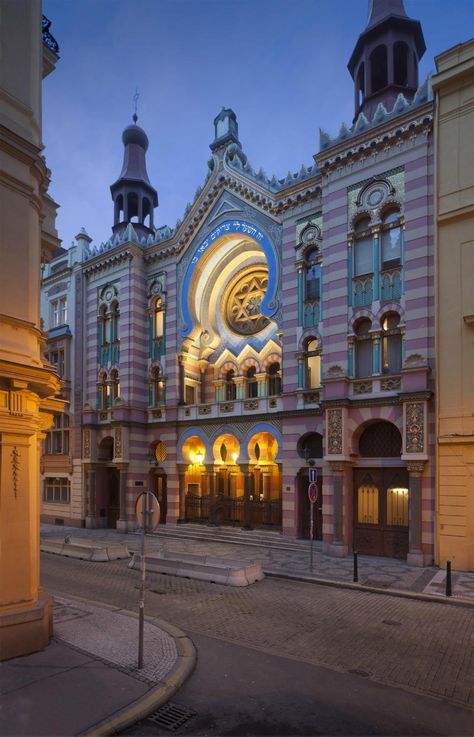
[146,524,319,554]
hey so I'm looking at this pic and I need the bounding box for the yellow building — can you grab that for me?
[0,1,64,659]
[433,39,474,572]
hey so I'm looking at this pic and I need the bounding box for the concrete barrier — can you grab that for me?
[128,551,264,586]
[40,537,130,562]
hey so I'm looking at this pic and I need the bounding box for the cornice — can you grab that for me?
[83,248,133,276]
[316,101,434,176]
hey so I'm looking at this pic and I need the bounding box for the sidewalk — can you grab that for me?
[0,595,195,737]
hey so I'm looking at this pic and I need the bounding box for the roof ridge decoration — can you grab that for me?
[319,75,433,151]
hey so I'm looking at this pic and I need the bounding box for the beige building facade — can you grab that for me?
[433,38,474,572]
[0,1,63,659]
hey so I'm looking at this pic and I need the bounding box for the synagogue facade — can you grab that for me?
[41,0,438,566]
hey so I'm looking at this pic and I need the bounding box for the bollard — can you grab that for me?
[446,560,452,597]
[353,551,358,583]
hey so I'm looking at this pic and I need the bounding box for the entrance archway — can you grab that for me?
[353,421,408,558]
[246,431,281,527]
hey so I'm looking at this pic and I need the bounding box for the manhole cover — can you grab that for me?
[146,702,197,732]
[382,619,402,626]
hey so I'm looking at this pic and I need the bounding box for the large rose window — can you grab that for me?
[225,269,270,335]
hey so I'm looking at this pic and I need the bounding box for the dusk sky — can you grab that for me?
[43,0,474,249]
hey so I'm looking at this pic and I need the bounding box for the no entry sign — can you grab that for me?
[308,482,318,504]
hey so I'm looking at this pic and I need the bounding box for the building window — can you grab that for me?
[154,297,164,338]
[305,338,321,389]
[381,209,402,269]
[51,300,59,327]
[246,366,258,398]
[59,296,67,324]
[267,362,282,396]
[44,413,69,455]
[224,369,236,401]
[353,217,373,276]
[110,369,120,402]
[149,367,164,406]
[354,318,373,378]
[303,248,321,327]
[185,384,196,405]
[98,372,109,409]
[381,313,402,374]
[43,477,70,504]
[48,349,65,378]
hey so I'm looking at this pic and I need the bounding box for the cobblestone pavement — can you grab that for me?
[53,596,177,684]
[41,551,474,710]
[41,523,474,601]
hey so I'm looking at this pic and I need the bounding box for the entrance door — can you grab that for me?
[107,469,120,528]
[298,468,323,540]
[354,468,409,558]
[155,473,167,524]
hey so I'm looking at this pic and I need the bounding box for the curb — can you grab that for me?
[264,570,474,608]
[50,593,196,737]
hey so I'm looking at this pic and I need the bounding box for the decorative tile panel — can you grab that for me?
[405,402,424,453]
[327,408,343,454]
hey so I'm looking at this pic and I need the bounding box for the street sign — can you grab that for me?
[308,481,318,504]
[135,492,160,532]
[309,467,318,483]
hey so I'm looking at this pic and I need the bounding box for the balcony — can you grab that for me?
[177,396,283,422]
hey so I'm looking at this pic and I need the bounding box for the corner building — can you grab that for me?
[43,0,436,565]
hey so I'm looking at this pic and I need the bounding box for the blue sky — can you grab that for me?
[43,0,474,248]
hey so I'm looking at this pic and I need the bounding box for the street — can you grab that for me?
[41,551,473,735]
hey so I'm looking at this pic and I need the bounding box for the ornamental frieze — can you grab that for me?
[405,402,424,453]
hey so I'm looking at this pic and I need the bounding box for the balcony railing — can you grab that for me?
[381,267,402,302]
[151,336,164,361]
[185,494,282,527]
[179,396,282,421]
[353,275,373,307]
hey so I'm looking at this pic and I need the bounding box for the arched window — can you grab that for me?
[381,209,402,269]
[370,45,388,93]
[306,261,321,300]
[298,432,323,460]
[110,302,119,342]
[246,366,258,398]
[394,41,409,86]
[268,362,282,396]
[154,297,164,339]
[381,313,402,375]
[357,62,365,107]
[305,338,321,389]
[359,422,402,457]
[354,319,373,378]
[127,192,139,222]
[225,369,236,401]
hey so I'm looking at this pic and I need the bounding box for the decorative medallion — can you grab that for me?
[225,269,270,336]
[327,408,343,455]
[405,402,424,453]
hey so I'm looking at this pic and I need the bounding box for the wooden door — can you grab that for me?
[354,468,408,558]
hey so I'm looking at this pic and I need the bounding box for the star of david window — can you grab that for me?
[225,269,270,335]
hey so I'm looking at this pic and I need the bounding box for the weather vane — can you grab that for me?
[133,88,139,123]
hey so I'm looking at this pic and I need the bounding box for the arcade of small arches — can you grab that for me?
[86,416,420,559]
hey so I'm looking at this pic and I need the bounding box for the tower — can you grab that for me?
[110,115,158,238]
[348,0,426,121]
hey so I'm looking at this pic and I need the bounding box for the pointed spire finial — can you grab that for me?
[133,87,139,123]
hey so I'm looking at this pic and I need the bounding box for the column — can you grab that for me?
[328,461,349,557]
[297,265,304,326]
[234,376,245,400]
[214,379,225,402]
[372,333,381,375]
[177,463,186,521]
[407,460,425,567]
[256,373,266,398]
[241,464,252,530]
[347,239,353,307]
[296,352,305,389]
[117,466,128,532]
[178,354,185,405]
[85,464,97,527]
[372,227,380,301]
[207,466,216,525]
[199,360,208,404]
[347,338,354,378]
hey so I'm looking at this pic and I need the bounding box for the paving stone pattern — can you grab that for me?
[42,551,474,709]
[53,595,178,685]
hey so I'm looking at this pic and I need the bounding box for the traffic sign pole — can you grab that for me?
[310,501,314,573]
[138,492,146,669]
